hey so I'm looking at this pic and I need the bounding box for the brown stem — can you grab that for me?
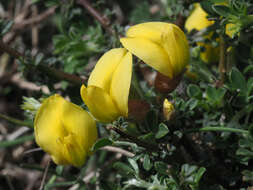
[108,125,159,152]
[0,40,23,59]
[76,0,115,35]
[13,6,57,30]
[0,41,85,86]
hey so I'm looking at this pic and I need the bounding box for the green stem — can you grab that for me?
[0,113,33,128]
[218,35,227,85]
[184,126,248,134]
[45,181,77,189]
[0,134,34,148]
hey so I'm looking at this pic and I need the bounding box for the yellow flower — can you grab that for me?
[163,99,175,121]
[185,3,213,32]
[185,3,219,63]
[120,22,189,79]
[80,48,132,123]
[34,94,97,167]
[225,23,237,38]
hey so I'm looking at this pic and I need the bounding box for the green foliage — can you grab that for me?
[1,0,253,189]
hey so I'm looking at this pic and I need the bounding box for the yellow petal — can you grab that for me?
[185,3,213,32]
[198,42,220,63]
[88,48,127,93]
[60,98,97,157]
[60,133,87,167]
[34,94,68,165]
[120,37,173,78]
[110,52,132,117]
[161,25,189,77]
[80,85,120,122]
[225,23,236,38]
[126,22,171,44]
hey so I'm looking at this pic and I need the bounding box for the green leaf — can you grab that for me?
[206,86,226,107]
[31,0,41,3]
[242,170,253,182]
[200,0,216,15]
[230,68,247,94]
[247,77,253,96]
[212,5,230,17]
[236,148,253,157]
[187,84,202,99]
[143,154,152,171]
[56,165,64,176]
[45,0,60,7]
[206,86,217,101]
[128,158,139,175]
[138,132,156,144]
[194,167,206,183]
[45,181,77,189]
[0,135,34,148]
[34,53,44,66]
[187,98,199,110]
[154,161,168,175]
[181,164,198,177]
[1,20,14,36]
[113,162,135,176]
[91,138,113,151]
[155,123,169,139]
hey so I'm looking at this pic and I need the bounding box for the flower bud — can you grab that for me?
[163,99,175,121]
[34,94,97,167]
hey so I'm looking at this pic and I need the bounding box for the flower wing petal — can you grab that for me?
[61,100,97,165]
[80,85,120,123]
[120,37,173,78]
[110,52,132,117]
[88,48,127,93]
[162,25,189,77]
[126,22,170,44]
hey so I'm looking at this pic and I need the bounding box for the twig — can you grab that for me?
[39,160,51,190]
[23,147,42,155]
[13,6,57,30]
[101,146,135,157]
[76,0,115,35]
[0,41,85,85]
[0,40,23,59]
[108,125,159,151]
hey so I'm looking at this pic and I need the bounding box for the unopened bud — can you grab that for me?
[163,99,175,121]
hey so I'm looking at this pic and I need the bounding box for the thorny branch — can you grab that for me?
[0,41,85,85]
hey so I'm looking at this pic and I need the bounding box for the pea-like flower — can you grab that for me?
[120,22,189,79]
[80,48,132,123]
[34,94,97,167]
[185,3,213,32]
[185,3,219,63]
